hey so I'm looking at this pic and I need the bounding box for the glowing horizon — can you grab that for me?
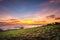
[0,0,60,25]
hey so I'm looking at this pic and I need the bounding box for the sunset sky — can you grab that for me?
[0,0,60,24]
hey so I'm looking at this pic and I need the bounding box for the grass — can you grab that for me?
[0,24,60,40]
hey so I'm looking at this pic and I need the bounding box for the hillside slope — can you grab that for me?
[0,23,60,40]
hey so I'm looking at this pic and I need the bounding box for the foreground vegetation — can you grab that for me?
[0,22,60,40]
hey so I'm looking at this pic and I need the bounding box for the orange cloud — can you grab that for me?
[46,15,55,19]
[55,17,60,20]
[41,0,60,6]
[50,0,60,3]
[0,8,60,25]
[0,0,4,2]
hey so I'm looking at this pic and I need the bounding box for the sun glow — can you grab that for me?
[0,17,60,25]
[21,19,34,24]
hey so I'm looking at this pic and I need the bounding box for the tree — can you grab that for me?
[0,29,3,31]
[20,27,24,29]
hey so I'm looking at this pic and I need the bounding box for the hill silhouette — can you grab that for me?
[0,22,60,40]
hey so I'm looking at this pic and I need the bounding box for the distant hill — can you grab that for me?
[0,23,60,40]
